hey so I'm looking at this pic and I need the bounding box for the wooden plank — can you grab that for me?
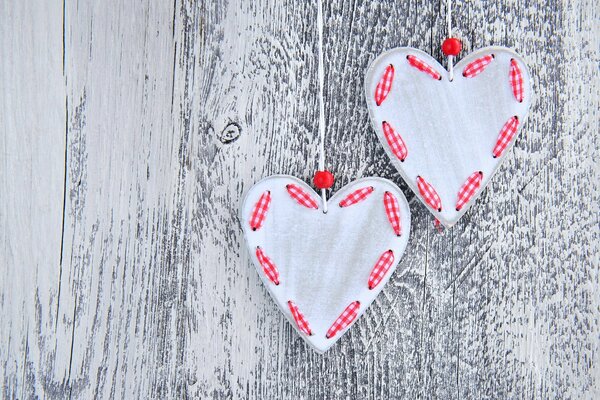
[0,1,66,398]
[53,1,179,398]
[0,0,598,398]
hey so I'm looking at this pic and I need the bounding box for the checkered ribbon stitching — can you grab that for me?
[288,301,312,335]
[375,64,395,106]
[249,191,271,231]
[407,55,442,80]
[339,186,375,207]
[456,171,483,211]
[326,301,360,339]
[382,121,408,162]
[383,191,402,236]
[493,116,519,158]
[509,59,524,102]
[255,247,280,285]
[368,250,395,290]
[286,184,319,209]
[463,55,494,78]
[417,176,442,212]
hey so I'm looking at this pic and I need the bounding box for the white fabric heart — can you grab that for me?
[365,47,532,227]
[240,176,411,353]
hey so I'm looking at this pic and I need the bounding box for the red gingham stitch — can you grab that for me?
[339,186,375,207]
[382,121,408,162]
[255,247,280,285]
[463,54,494,78]
[383,191,402,236]
[456,171,483,211]
[375,64,395,106]
[368,250,395,290]
[249,191,271,231]
[417,176,442,212]
[509,59,524,102]
[286,184,319,209]
[326,301,360,339]
[288,301,312,335]
[492,116,519,158]
[407,55,442,80]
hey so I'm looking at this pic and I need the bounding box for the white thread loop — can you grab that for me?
[447,0,454,81]
[317,0,328,212]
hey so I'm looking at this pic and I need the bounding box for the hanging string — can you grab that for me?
[446,0,454,81]
[317,0,328,212]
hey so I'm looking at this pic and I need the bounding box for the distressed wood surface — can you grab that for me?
[1,0,599,398]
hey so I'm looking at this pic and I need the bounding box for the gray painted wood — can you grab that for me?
[1,0,598,398]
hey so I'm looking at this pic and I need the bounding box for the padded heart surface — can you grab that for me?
[365,47,532,227]
[240,176,411,353]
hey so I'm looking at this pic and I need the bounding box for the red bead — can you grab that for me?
[313,170,334,189]
[441,38,462,56]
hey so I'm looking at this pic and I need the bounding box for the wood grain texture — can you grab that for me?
[1,0,598,398]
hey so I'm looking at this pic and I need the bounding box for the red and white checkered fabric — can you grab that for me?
[383,191,402,236]
[255,247,280,285]
[287,301,312,335]
[417,176,442,212]
[326,301,360,339]
[249,190,271,231]
[407,55,441,80]
[375,64,395,106]
[339,186,375,207]
[492,116,519,158]
[368,250,395,290]
[456,171,483,211]
[286,184,319,209]
[509,59,524,102]
[382,121,408,162]
[462,54,494,78]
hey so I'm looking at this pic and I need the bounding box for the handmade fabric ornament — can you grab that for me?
[365,3,532,227]
[239,0,412,353]
[241,176,410,353]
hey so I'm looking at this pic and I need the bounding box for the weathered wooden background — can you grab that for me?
[1,0,599,398]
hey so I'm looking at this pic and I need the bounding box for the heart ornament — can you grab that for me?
[240,176,411,353]
[365,47,532,227]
